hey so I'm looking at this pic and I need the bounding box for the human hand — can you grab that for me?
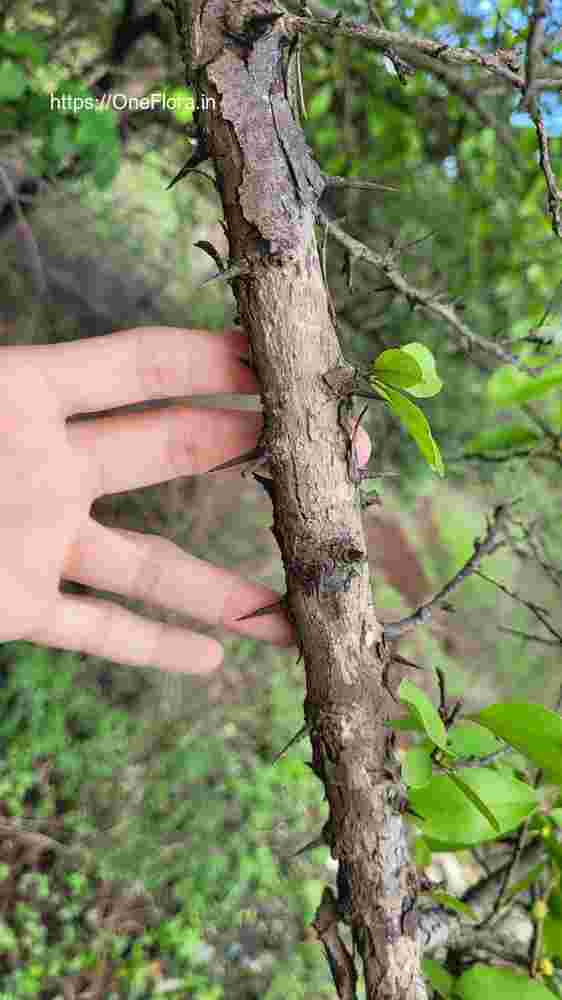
[0,327,370,674]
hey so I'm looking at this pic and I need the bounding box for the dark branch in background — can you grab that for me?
[521,0,550,111]
[321,216,538,373]
[382,504,510,640]
[498,625,560,646]
[532,113,562,238]
[475,568,562,644]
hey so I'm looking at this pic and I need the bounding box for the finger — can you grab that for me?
[69,406,263,497]
[26,593,224,674]
[37,327,259,418]
[62,519,297,647]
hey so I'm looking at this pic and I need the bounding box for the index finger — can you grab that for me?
[35,327,259,418]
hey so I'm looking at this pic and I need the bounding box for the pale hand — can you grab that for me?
[0,327,370,674]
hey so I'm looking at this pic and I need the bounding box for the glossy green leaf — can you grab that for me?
[0,59,27,100]
[401,342,443,397]
[421,958,455,997]
[455,964,553,1000]
[372,348,423,389]
[447,771,500,832]
[409,768,538,847]
[446,722,504,759]
[373,382,445,476]
[465,424,540,454]
[429,891,478,921]
[475,703,562,784]
[403,745,433,788]
[398,680,448,751]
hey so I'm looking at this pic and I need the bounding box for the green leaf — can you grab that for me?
[550,809,562,828]
[401,342,443,397]
[166,86,194,123]
[385,713,425,733]
[475,703,562,784]
[46,120,73,164]
[308,83,333,119]
[398,680,448,751]
[403,745,433,788]
[446,722,504,759]
[0,58,27,100]
[428,891,478,921]
[414,836,432,867]
[447,771,501,832]
[421,958,455,998]
[373,382,445,476]
[93,142,121,189]
[544,916,562,960]
[409,768,538,848]
[486,363,562,406]
[455,964,553,1000]
[0,31,46,65]
[465,424,541,454]
[75,107,118,149]
[371,348,423,389]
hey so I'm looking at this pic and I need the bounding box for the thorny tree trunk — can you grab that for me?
[170,2,424,996]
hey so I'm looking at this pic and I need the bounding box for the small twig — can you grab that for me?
[475,569,562,643]
[497,625,560,647]
[521,0,549,112]
[533,111,562,238]
[325,175,399,193]
[383,504,511,640]
[271,723,308,764]
[321,217,537,373]
[312,887,358,1000]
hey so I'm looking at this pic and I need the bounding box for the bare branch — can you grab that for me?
[322,217,537,372]
[383,504,510,640]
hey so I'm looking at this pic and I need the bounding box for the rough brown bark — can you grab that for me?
[171,2,423,995]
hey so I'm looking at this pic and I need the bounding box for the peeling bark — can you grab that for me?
[170,2,422,995]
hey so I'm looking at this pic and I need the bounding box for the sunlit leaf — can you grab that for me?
[401,342,443,397]
[456,964,553,999]
[403,745,433,788]
[447,771,500,832]
[398,680,448,750]
[372,348,423,389]
[373,382,445,476]
[429,891,478,921]
[475,703,562,784]
[465,424,540,454]
[421,958,455,997]
[446,722,504,759]
[409,769,538,848]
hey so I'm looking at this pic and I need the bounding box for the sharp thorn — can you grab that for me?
[271,723,308,764]
[206,445,267,474]
[236,595,287,622]
[198,263,246,289]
